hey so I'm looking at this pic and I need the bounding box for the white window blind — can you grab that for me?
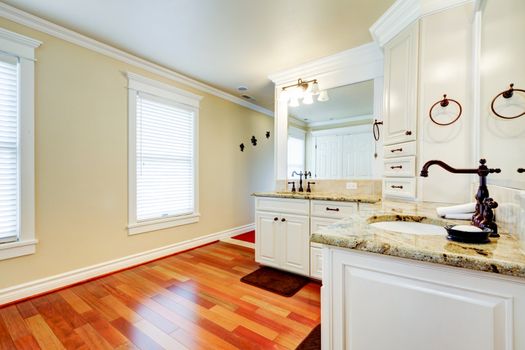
[0,54,19,244]
[136,92,195,222]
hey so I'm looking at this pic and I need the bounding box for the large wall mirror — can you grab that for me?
[478,0,525,189]
[270,43,384,182]
[287,80,376,179]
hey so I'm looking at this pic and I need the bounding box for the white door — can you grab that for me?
[255,212,280,268]
[280,214,310,276]
[383,22,419,145]
[315,135,342,179]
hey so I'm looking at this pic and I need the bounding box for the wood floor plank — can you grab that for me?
[0,242,320,349]
[24,315,65,350]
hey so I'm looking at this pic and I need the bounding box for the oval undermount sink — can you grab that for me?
[369,221,447,235]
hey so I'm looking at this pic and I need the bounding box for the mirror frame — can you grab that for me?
[269,42,385,182]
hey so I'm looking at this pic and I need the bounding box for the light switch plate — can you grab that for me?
[346,182,358,190]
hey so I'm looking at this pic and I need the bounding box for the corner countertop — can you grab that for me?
[311,200,525,279]
[252,191,381,204]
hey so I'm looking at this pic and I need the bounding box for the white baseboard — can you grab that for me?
[0,223,254,305]
[220,237,255,249]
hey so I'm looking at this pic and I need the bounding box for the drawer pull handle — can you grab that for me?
[390,165,403,169]
[390,148,403,153]
[391,185,404,189]
[405,130,412,135]
[326,207,340,212]
[281,218,286,222]
[274,217,278,221]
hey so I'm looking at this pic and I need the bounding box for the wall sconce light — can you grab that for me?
[280,78,329,107]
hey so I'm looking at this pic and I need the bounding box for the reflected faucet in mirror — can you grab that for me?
[420,159,501,235]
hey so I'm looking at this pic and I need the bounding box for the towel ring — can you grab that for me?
[490,84,525,120]
[373,119,383,141]
[429,94,462,126]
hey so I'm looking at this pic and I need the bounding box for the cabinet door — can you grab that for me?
[255,212,280,268]
[383,22,419,145]
[280,214,310,276]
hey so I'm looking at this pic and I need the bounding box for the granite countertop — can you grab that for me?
[252,191,381,204]
[311,200,525,279]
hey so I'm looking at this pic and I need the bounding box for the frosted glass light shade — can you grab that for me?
[289,97,300,107]
[317,90,329,102]
[303,92,313,104]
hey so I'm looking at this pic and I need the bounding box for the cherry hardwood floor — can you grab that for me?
[0,242,321,349]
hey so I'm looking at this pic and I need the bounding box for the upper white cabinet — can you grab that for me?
[383,22,419,146]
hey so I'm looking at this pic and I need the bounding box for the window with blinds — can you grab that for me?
[0,54,19,244]
[135,92,195,222]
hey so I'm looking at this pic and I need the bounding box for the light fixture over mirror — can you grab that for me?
[280,78,329,107]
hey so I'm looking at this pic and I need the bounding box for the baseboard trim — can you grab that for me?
[0,223,254,306]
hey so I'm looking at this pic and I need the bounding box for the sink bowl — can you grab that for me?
[369,221,447,235]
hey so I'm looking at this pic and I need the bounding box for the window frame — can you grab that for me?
[0,28,40,261]
[127,72,202,235]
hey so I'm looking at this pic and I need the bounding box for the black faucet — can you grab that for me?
[287,181,296,193]
[291,171,310,192]
[420,159,501,235]
[306,181,316,193]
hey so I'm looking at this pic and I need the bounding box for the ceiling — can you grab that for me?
[289,79,374,124]
[3,0,394,110]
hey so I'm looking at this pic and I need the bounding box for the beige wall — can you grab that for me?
[0,18,274,289]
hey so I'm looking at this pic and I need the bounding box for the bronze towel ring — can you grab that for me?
[373,119,383,141]
[490,84,525,120]
[429,94,462,126]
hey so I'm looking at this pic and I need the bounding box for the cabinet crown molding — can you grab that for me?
[268,42,382,86]
[370,0,474,47]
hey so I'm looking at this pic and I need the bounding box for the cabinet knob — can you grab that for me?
[274,217,278,221]
[405,130,412,136]
[281,218,286,222]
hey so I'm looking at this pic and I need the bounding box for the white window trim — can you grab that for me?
[0,28,40,261]
[127,72,202,235]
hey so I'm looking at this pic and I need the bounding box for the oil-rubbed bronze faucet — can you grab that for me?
[291,171,305,192]
[291,171,312,192]
[420,159,501,235]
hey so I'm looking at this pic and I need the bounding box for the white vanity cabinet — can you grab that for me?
[322,247,525,350]
[255,197,310,276]
[255,196,361,279]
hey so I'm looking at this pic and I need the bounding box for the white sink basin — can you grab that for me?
[369,221,447,235]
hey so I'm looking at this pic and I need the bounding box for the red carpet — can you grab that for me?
[232,230,255,243]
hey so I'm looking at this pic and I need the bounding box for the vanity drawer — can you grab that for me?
[255,197,309,215]
[383,177,416,199]
[311,200,357,219]
[384,141,416,159]
[383,156,416,177]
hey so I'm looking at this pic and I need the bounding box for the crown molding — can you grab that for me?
[0,2,273,117]
[0,26,40,48]
[370,0,474,47]
[268,42,383,85]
